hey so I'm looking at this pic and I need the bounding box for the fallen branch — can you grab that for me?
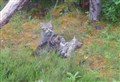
[0,0,28,28]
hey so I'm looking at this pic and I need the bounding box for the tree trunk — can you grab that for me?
[0,0,28,28]
[89,0,101,22]
[60,0,64,3]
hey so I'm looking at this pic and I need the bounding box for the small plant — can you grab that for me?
[66,72,81,82]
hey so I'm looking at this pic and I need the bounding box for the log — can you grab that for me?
[0,0,28,28]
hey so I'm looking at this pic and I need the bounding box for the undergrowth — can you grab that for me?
[0,45,107,82]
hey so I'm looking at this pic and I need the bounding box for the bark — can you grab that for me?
[89,0,101,22]
[60,0,64,3]
[0,0,28,28]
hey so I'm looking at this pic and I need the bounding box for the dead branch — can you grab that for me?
[0,0,28,28]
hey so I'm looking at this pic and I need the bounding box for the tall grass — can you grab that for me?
[0,45,107,82]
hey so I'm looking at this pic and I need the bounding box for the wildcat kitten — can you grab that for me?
[33,21,65,56]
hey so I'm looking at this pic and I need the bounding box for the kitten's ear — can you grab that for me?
[48,21,53,27]
[49,20,52,24]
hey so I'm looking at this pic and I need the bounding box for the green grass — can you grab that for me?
[0,45,107,82]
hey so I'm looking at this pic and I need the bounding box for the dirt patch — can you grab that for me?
[88,55,106,70]
[58,12,87,28]
[0,20,40,49]
[78,55,106,70]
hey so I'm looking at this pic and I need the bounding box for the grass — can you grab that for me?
[0,6,120,82]
[0,45,107,82]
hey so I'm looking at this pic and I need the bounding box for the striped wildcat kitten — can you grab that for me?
[33,21,65,56]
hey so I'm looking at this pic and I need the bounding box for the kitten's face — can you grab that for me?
[40,21,54,36]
